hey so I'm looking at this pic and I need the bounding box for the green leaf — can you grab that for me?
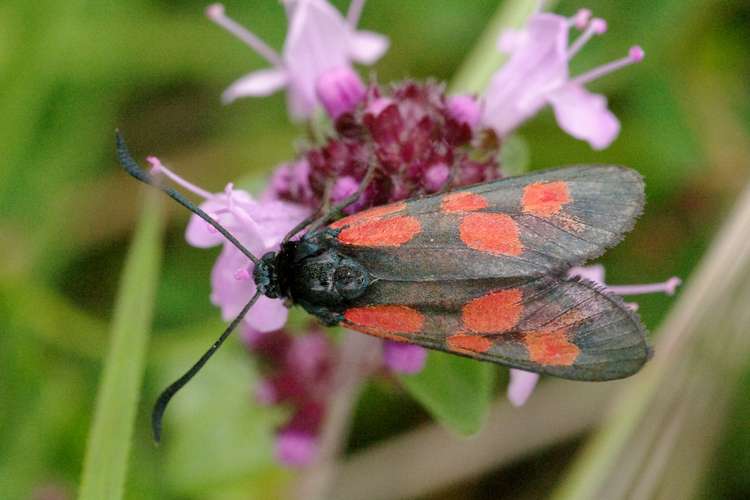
[400,352,495,435]
[78,190,164,500]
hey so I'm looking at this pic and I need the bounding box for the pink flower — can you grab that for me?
[262,158,317,206]
[447,94,482,129]
[507,369,540,407]
[316,66,367,119]
[569,264,681,298]
[207,1,388,119]
[147,157,310,332]
[246,324,333,468]
[382,341,427,374]
[275,429,319,467]
[482,8,644,149]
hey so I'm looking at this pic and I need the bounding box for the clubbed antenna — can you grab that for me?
[115,131,264,442]
[115,131,259,266]
[151,290,262,443]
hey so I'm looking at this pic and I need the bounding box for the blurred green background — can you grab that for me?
[1,0,749,499]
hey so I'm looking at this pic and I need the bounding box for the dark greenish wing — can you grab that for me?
[340,275,650,381]
[331,165,644,281]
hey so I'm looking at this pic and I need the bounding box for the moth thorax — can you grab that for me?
[333,261,369,300]
[294,250,369,306]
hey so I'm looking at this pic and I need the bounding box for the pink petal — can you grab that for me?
[496,28,527,53]
[348,30,389,64]
[221,68,288,104]
[283,0,352,119]
[482,13,570,136]
[244,199,311,248]
[507,369,540,407]
[423,163,450,192]
[548,85,620,150]
[382,342,427,374]
[247,295,290,333]
[316,66,366,119]
[275,430,318,468]
[185,198,230,248]
[568,264,606,285]
[287,332,331,379]
[185,189,263,248]
[262,159,316,205]
[210,245,261,322]
[330,175,359,203]
[447,94,481,129]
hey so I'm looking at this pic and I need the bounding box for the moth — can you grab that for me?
[116,132,649,442]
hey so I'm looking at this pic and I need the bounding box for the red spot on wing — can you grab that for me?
[524,329,580,366]
[338,215,422,247]
[447,334,493,354]
[522,181,571,218]
[344,305,424,337]
[441,192,488,213]
[329,202,407,229]
[459,213,523,256]
[462,289,523,333]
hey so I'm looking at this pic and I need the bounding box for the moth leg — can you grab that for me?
[282,161,377,243]
[281,178,334,244]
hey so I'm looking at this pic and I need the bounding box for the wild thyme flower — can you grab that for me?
[569,264,681,311]
[147,157,310,332]
[207,0,388,119]
[482,8,644,149]
[268,81,503,214]
[244,325,333,467]
[382,341,428,374]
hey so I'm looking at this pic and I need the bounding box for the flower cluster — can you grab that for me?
[207,0,387,119]
[243,324,334,467]
[147,157,309,332]
[267,80,501,213]
[150,0,681,467]
[483,8,645,149]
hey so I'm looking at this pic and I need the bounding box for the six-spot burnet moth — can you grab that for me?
[115,131,650,443]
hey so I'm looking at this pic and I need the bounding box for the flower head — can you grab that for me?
[267,81,503,214]
[207,1,388,119]
[482,8,644,149]
[246,324,334,467]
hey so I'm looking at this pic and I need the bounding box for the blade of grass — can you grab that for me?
[78,189,164,500]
